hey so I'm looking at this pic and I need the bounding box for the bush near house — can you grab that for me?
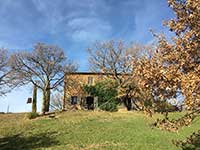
[83,79,118,112]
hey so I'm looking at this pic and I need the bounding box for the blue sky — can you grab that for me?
[0,0,174,112]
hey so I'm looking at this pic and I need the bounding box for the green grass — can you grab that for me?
[0,111,199,150]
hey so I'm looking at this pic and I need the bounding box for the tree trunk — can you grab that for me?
[32,84,37,113]
[63,81,67,110]
[127,97,132,111]
[41,83,51,114]
[123,97,132,111]
[45,88,51,112]
[42,91,47,114]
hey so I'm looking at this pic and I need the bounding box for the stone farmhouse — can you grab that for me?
[63,72,109,110]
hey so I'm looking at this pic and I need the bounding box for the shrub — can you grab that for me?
[27,112,39,119]
[99,101,118,112]
[83,79,118,112]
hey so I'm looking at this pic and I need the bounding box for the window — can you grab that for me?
[88,77,93,85]
[71,96,78,105]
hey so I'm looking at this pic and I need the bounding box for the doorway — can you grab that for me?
[86,96,94,110]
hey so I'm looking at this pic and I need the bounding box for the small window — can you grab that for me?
[71,96,78,105]
[88,77,93,85]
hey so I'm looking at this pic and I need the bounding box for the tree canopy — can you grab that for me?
[0,48,13,96]
[10,43,77,113]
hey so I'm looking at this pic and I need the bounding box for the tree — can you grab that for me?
[10,43,77,114]
[88,40,142,110]
[50,93,63,111]
[135,0,200,147]
[132,0,200,115]
[153,0,200,110]
[132,46,180,115]
[0,48,13,96]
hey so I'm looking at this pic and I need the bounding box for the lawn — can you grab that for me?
[0,111,199,150]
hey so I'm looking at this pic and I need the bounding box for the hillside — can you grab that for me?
[0,111,199,150]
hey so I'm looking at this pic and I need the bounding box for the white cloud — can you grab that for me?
[32,0,68,34]
[31,0,112,41]
[67,17,112,42]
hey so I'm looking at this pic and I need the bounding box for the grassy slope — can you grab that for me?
[0,111,199,150]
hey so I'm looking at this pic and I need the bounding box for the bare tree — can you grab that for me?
[88,40,142,110]
[50,93,63,111]
[10,43,77,114]
[0,48,12,96]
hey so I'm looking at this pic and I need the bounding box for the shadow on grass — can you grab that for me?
[181,135,200,150]
[173,130,200,150]
[0,132,59,150]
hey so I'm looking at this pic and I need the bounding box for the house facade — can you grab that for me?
[63,72,108,110]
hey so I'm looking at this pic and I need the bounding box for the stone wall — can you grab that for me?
[63,72,106,109]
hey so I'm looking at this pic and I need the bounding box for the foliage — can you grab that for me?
[156,0,200,110]
[27,112,39,119]
[129,0,200,115]
[131,45,181,115]
[83,79,118,112]
[125,1,200,148]
[153,110,200,132]
[99,102,118,112]
[154,101,179,113]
